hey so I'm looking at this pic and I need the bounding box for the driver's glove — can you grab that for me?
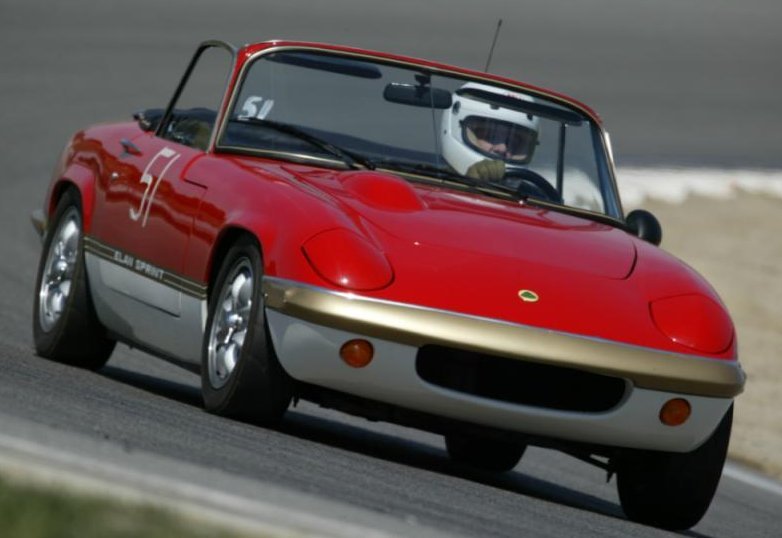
[465,159,505,182]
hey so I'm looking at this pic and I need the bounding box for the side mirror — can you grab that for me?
[626,209,662,246]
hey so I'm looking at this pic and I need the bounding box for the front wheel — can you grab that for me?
[32,188,115,369]
[201,236,292,424]
[445,434,525,472]
[616,405,733,530]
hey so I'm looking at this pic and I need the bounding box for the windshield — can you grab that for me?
[219,49,622,218]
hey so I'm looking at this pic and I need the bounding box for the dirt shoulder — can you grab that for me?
[641,193,782,480]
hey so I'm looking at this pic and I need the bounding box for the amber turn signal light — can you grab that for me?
[340,339,374,368]
[659,398,691,426]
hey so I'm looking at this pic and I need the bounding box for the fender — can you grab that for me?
[198,211,302,292]
[185,158,360,289]
[47,161,98,233]
[201,194,363,290]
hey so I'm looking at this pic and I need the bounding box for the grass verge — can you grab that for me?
[0,475,252,538]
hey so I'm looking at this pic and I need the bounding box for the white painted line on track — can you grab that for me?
[723,462,782,497]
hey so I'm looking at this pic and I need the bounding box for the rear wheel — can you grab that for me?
[445,434,525,472]
[201,236,292,423]
[616,405,733,530]
[33,189,115,369]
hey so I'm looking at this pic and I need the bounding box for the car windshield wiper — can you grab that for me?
[230,117,376,171]
[376,160,480,187]
[519,196,625,228]
[379,160,527,200]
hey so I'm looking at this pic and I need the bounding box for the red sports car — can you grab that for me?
[32,40,745,530]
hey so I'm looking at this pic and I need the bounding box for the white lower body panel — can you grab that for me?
[266,309,732,453]
[85,253,206,365]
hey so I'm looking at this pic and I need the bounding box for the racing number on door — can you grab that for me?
[130,147,181,227]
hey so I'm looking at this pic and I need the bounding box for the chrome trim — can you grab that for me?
[83,236,207,300]
[206,256,253,389]
[38,207,80,332]
[219,145,353,170]
[263,276,745,398]
[599,128,625,218]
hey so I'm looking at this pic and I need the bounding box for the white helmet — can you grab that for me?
[441,82,540,175]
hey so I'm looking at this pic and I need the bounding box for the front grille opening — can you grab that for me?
[416,345,626,412]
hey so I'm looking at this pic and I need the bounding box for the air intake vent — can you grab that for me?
[416,345,626,412]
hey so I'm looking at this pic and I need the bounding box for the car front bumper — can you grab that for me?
[263,277,744,452]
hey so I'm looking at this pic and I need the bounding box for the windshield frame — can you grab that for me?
[213,44,625,222]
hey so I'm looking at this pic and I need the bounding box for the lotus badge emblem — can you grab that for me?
[518,290,539,303]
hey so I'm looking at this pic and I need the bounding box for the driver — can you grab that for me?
[441,82,539,182]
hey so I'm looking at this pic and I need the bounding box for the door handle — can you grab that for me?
[120,138,142,156]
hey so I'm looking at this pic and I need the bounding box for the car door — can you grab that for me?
[91,133,207,316]
[85,42,234,363]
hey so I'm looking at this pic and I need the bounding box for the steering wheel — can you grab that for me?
[503,169,562,203]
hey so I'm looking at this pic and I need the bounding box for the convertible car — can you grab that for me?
[32,40,744,530]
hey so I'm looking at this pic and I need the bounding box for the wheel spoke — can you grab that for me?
[214,344,228,378]
[233,329,246,348]
[38,210,81,333]
[61,219,79,247]
[237,275,252,306]
[49,289,65,317]
[208,258,255,389]
[223,342,239,373]
[59,281,71,299]
[230,273,245,307]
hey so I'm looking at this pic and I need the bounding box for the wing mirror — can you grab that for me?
[626,209,662,246]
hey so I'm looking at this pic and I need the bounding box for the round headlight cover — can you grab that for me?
[649,294,734,354]
[302,228,393,291]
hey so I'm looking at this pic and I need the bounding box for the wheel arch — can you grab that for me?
[46,163,97,232]
[206,226,263,298]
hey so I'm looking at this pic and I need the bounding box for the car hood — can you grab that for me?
[290,168,637,280]
[257,166,734,357]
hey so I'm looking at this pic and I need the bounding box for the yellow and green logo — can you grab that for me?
[518,290,539,303]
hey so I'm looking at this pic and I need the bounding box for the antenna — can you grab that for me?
[484,18,503,72]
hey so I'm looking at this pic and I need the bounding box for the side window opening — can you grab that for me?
[160,44,233,151]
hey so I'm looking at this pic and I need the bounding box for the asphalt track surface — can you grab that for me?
[1,1,781,536]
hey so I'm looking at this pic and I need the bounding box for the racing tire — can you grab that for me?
[201,236,292,424]
[616,405,733,531]
[32,188,115,369]
[445,434,526,472]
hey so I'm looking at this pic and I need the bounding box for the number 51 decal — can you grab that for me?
[130,147,180,227]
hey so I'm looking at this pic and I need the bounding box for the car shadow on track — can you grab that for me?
[279,409,628,523]
[279,411,719,537]
[100,365,202,408]
[98,366,713,536]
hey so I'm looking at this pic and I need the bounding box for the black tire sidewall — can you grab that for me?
[616,405,733,530]
[201,236,291,422]
[32,188,114,368]
[445,434,525,472]
[33,192,80,354]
